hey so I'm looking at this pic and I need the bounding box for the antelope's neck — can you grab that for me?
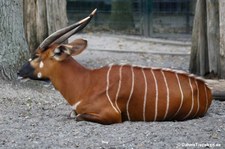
[49,58,90,105]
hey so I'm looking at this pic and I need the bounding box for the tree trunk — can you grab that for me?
[219,1,225,79]
[23,0,68,54]
[0,0,29,80]
[189,0,225,78]
[206,0,220,75]
[189,0,208,76]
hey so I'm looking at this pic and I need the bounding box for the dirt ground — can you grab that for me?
[0,33,225,149]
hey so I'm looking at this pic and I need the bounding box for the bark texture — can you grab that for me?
[190,0,225,78]
[0,0,29,80]
[23,0,68,54]
[219,1,225,78]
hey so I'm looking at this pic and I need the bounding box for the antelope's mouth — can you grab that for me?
[17,76,25,80]
[17,76,30,82]
[17,73,50,82]
[17,71,27,80]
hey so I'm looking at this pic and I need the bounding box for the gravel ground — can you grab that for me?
[0,34,225,149]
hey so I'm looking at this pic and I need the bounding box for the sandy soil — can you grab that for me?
[0,34,224,149]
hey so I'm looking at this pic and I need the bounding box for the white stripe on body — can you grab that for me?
[106,65,120,113]
[126,66,135,121]
[183,78,194,119]
[172,73,184,118]
[142,68,148,121]
[151,69,158,121]
[115,65,125,113]
[204,85,209,114]
[161,70,169,120]
[193,80,200,117]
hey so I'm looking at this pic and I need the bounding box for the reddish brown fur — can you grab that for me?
[22,40,212,124]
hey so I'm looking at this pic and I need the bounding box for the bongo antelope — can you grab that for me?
[18,9,212,124]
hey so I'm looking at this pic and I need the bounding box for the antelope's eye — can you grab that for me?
[29,55,41,62]
[32,55,39,59]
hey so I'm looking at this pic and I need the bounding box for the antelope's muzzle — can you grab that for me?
[17,62,35,79]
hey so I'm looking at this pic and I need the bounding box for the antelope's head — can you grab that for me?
[18,9,96,81]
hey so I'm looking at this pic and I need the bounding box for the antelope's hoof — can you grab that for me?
[68,110,77,119]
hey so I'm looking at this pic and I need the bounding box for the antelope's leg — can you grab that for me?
[68,110,77,119]
[76,112,122,125]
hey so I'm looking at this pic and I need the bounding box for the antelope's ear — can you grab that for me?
[64,39,87,56]
[53,39,87,61]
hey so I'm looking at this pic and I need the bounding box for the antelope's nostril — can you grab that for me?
[17,70,26,80]
[17,70,22,76]
[17,62,35,78]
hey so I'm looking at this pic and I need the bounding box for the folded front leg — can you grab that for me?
[76,112,122,125]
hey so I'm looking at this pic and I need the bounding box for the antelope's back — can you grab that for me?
[106,64,212,122]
